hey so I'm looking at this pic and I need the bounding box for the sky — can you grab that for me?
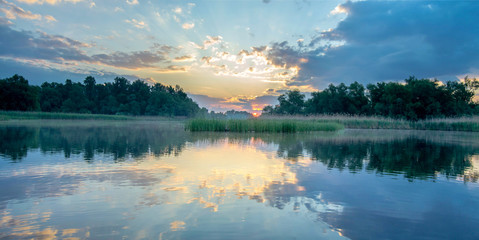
[1,0,479,113]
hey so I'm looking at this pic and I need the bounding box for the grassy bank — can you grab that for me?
[3,111,478,132]
[261,115,479,132]
[414,117,479,132]
[185,119,344,133]
[0,111,134,121]
[0,111,190,121]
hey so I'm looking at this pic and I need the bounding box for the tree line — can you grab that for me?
[0,74,201,117]
[263,76,479,120]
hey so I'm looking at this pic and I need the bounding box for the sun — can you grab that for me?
[252,112,260,117]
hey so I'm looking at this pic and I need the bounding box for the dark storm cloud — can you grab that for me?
[0,22,174,69]
[0,23,91,61]
[266,1,479,88]
[267,41,304,68]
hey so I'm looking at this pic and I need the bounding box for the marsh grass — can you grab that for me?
[186,118,344,133]
[414,117,479,132]
[261,115,479,132]
[3,111,478,132]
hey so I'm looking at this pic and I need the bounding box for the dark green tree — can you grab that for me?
[0,74,39,111]
[275,90,305,114]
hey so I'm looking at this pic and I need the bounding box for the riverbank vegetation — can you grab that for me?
[185,119,344,133]
[260,115,479,132]
[263,76,479,120]
[2,74,479,132]
[0,74,202,117]
[0,111,133,121]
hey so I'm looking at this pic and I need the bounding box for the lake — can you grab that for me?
[1,120,479,240]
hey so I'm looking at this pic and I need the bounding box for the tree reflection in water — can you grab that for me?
[1,123,479,181]
[1,122,479,239]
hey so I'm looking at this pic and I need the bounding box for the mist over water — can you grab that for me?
[1,121,479,239]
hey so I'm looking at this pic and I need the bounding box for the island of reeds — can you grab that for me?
[185,119,344,133]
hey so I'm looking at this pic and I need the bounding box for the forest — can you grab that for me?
[263,76,479,120]
[1,74,478,120]
[0,74,202,117]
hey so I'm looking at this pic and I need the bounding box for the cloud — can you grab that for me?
[189,93,279,113]
[0,16,12,24]
[91,51,167,69]
[44,15,56,22]
[263,1,479,88]
[16,0,84,4]
[330,4,347,15]
[0,23,176,70]
[126,0,138,5]
[173,55,195,62]
[198,44,298,83]
[182,22,194,30]
[191,35,223,50]
[0,24,90,62]
[0,0,59,23]
[0,57,140,85]
[125,18,146,29]
[154,65,187,73]
[0,0,41,20]
[173,7,182,14]
[189,94,244,112]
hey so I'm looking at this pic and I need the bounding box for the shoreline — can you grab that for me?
[1,111,478,132]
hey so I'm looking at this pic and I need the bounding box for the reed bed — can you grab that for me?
[414,117,479,132]
[185,119,344,133]
[261,115,411,129]
[3,111,478,132]
[261,114,479,132]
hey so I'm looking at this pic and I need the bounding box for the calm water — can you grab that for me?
[1,121,479,240]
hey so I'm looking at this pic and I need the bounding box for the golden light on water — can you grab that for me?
[0,133,355,239]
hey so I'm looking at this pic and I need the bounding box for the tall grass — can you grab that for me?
[414,117,479,132]
[261,115,411,129]
[186,119,344,133]
[261,114,479,132]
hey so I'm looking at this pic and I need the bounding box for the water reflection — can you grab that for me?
[3,123,477,182]
[0,120,188,161]
[1,121,479,239]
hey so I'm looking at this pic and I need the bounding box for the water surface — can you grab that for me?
[1,120,479,240]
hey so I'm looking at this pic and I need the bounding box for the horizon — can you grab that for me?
[1,0,479,114]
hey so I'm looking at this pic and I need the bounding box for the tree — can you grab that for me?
[262,105,274,115]
[263,76,478,119]
[128,80,150,115]
[40,82,63,112]
[306,82,368,115]
[83,76,97,112]
[347,81,369,114]
[0,74,39,111]
[276,90,305,114]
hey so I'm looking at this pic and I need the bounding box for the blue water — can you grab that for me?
[1,121,479,240]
